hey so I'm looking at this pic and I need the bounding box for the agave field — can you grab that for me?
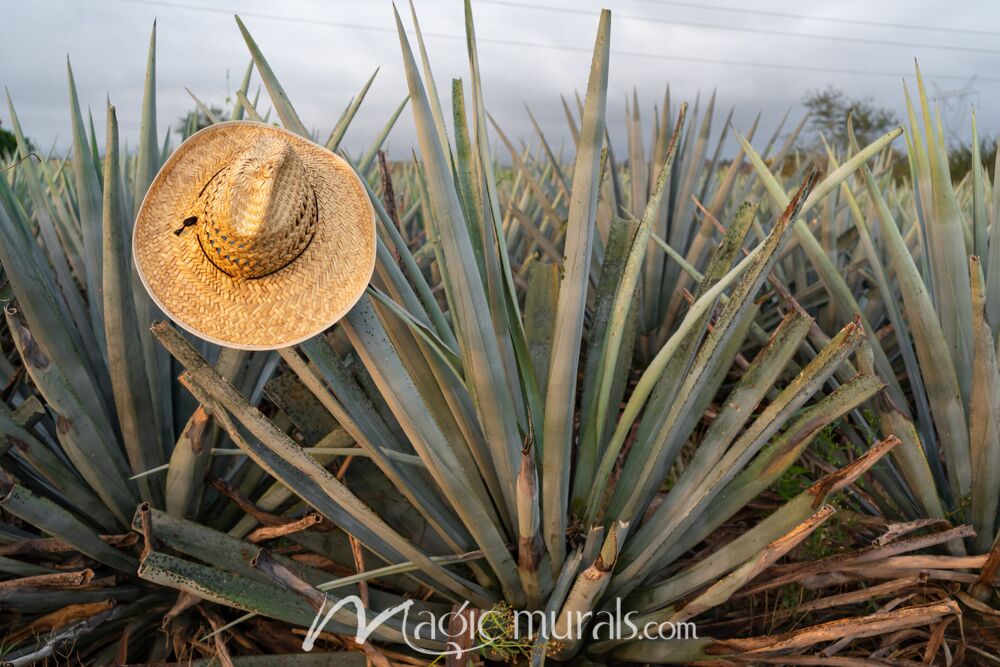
[1,2,1000,665]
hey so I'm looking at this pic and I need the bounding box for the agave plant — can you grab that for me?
[702,62,1000,659]
[0,3,962,664]
[739,64,1000,560]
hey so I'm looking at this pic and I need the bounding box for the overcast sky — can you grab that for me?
[2,0,1000,161]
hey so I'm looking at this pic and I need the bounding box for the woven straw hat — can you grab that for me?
[133,122,376,350]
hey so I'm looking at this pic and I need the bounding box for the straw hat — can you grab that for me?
[133,122,376,350]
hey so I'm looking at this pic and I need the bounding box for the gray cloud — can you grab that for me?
[2,0,999,161]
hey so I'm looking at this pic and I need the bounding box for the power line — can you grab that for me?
[625,0,1000,39]
[111,0,1000,83]
[474,0,1000,57]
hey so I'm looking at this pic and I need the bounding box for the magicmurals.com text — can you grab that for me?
[303,596,698,657]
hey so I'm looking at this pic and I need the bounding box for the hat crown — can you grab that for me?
[195,136,318,279]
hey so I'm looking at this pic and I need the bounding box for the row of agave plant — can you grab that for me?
[0,2,997,664]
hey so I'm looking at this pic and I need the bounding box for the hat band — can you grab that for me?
[195,219,318,280]
[173,185,321,280]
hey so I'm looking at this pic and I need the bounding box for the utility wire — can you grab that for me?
[112,0,1000,83]
[625,0,1000,39]
[474,0,1000,57]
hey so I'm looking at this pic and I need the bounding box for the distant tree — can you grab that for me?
[802,85,898,154]
[176,105,226,140]
[947,136,998,180]
[0,120,17,159]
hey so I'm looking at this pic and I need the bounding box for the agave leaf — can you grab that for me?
[968,256,1000,553]
[361,236,503,537]
[357,96,409,175]
[527,548,583,665]
[235,16,308,137]
[224,432,352,536]
[851,331,947,527]
[828,132,925,409]
[235,90,264,123]
[138,550,329,629]
[660,90,715,320]
[10,143,81,275]
[407,0,453,171]
[524,103,570,199]
[452,79,488,277]
[507,205,561,264]
[0,556,58,577]
[588,221,765,524]
[290,338,473,551]
[342,298,524,604]
[541,9,611,569]
[159,123,172,162]
[369,265,492,495]
[597,104,685,441]
[0,484,136,573]
[133,22,158,211]
[195,386,491,606]
[876,402,947,523]
[251,552,447,647]
[346,153,454,350]
[575,105,685,516]
[627,92,648,219]
[0,179,96,388]
[630,202,762,486]
[394,4,523,531]
[550,520,626,660]
[560,94,580,144]
[134,506,328,587]
[206,542,475,644]
[5,96,93,351]
[626,493,834,615]
[523,260,559,398]
[665,506,834,624]
[986,147,1000,333]
[696,105,733,208]
[367,286,462,378]
[325,68,378,151]
[913,64,974,405]
[102,104,163,506]
[230,59,254,121]
[648,86,670,189]
[86,108,100,170]
[4,302,134,526]
[971,112,988,259]
[185,88,220,126]
[662,372,886,581]
[66,59,106,356]
[164,406,212,520]
[674,113,759,319]
[572,216,639,516]
[602,449,925,654]
[852,129,971,504]
[0,401,118,530]
[490,116,564,240]
[516,442,551,609]
[463,0,542,460]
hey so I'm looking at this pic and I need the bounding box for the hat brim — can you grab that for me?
[133,122,376,350]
